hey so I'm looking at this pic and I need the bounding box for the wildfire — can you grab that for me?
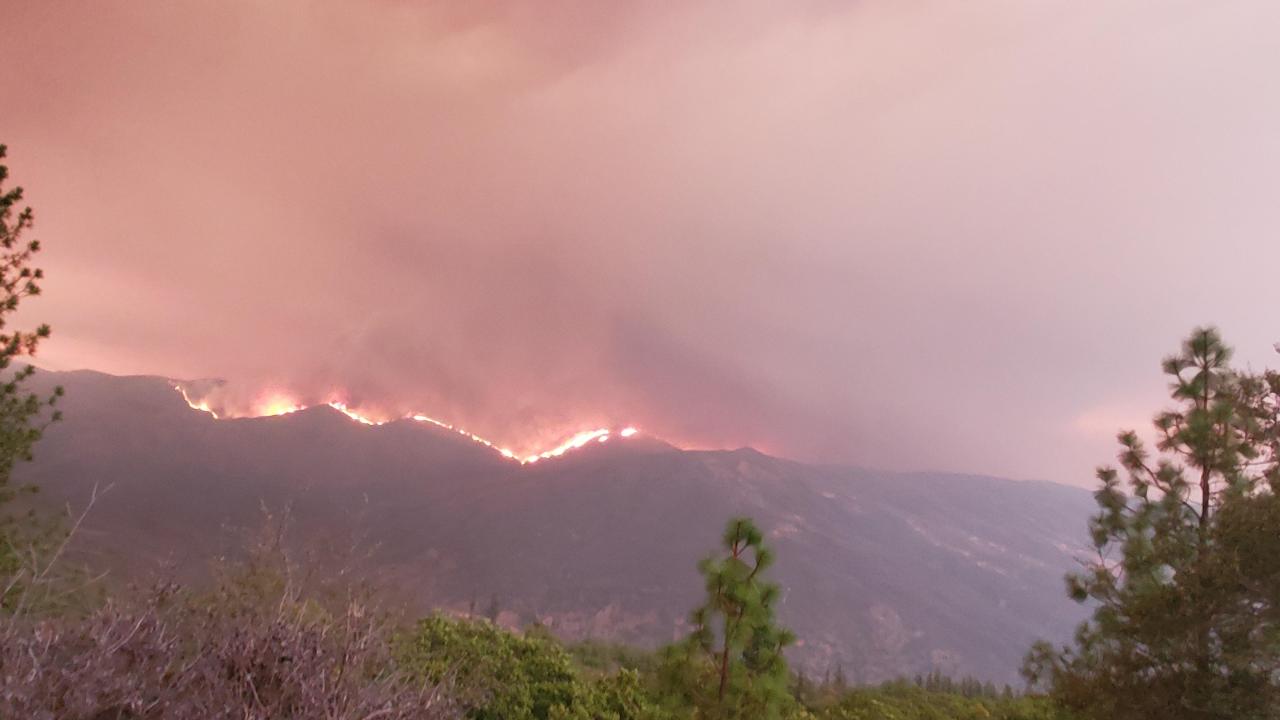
[521,428,610,463]
[327,401,381,426]
[175,384,219,419]
[172,383,641,465]
[408,413,521,458]
[257,394,305,417]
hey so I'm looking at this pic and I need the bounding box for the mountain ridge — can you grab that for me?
[14,369,1095,684]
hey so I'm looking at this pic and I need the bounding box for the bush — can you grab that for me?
[563,637,661,679]
[0,518,457,720]
[398,614,662,720]
[813,684,1070,720]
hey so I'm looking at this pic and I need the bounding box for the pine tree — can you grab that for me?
[0,144,63,610]
[659,517,796,720]
[0,144,60,496]
[1025,328,1280,719]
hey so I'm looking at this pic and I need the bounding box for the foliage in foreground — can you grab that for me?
[809,681,1066,720]
[1025,328,1280,719]
[0,530,456,720]
[0,142,63,608]
[399,613,658,720]
[397,612,1068,720]
[0,143,61,489]
[0,481,1072,720]
[658,517,797,720]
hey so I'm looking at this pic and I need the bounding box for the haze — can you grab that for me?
[3,0,1279,484]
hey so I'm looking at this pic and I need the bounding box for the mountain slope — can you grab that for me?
[15,370,1095,683]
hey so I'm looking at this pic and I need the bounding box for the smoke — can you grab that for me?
[3,0,1279,483]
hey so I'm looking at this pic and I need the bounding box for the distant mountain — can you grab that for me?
[15,369,1095,684]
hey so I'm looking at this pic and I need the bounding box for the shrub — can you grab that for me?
[0,515,457,720]
[398,614,661,720]
[813,684,1070,720]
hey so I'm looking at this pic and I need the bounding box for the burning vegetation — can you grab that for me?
[172,381,641,465]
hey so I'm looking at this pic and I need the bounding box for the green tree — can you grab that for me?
[0,144,60,494]
[1025,328,1280,719]
[659,517,796,720]
[0,144,62,608]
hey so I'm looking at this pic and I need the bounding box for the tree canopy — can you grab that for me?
[658,517,797,720]
[0,143,60,494]
[1025,327,1280,719]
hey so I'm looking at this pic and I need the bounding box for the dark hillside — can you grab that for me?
[17,370,1094,683]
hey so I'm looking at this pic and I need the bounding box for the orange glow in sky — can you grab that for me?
[174,383,639,465]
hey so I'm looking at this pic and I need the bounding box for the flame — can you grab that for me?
[404,417,633,465]
[408,413,521,458]
[172,383,641,465]
[523,428,610,463]
[327,401,382,426]
[174,384,219,419]
[256,393,304,417]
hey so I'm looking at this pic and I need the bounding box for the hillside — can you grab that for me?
[14,369,1095,684]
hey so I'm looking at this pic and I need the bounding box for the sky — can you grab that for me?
[2,0,1279,485]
